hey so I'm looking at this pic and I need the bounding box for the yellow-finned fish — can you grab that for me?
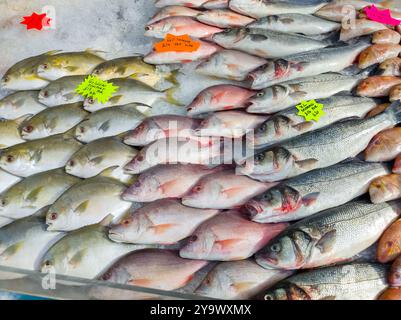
[0,91,46,120]
[0,115,30,149]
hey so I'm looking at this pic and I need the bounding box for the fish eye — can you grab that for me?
[42,64,49,70]
[255,153,265,162]
[193,185,202,193]
[134,124,144,133]
[43,90,49,98]
[6,155,14,163]
[122,218,132,226]
[79,126,85,134]
[189,235,198,243]
[93,69,100,74]
[262,192,272,201]
[23,125,34,133]
[257,91,264,97]
[145,26,151,31]
[270,243,281,253]
[68,160,75,167]
[49,212,58,220]
[258,124,267,133]
[0,199,6,206]
[88,98,94,104]
[136,155,144,162]
[264,294,274,300]
[223,28,231,33]
[3,76,9,83]
[44,260,52,267]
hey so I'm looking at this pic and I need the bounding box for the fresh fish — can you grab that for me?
[187,85,255,116]
[91,56,178,91]
[0,169,80,220]
[155,0,209,7]
[229,0,329,18]
[256,201,400,270]
[203,0,228,9]
[36,50,105,81]
[366,103,391,118]
[41,221,158,279]
[124,136,225,174]
[378,57,401,76]
[244,161,389,223]
[372,29,401,44]
[246,73,368,114]
[83,78,179,112]
[340,19,388,41]
[145,16,223,39]
[194,110,267,138]
[123,115,200,146]
[211,27,335,59]
[93,249,207,299]
[314,0,376,22]
[46,175,132,232]
[19,102,88,140]
[357,76,401,97]
[394,155,401,174]
[0,51,60,90]
[0,131,82,177]
[0,116,29,149]
[122,164,224,202]
[358,44,401,69]
[252,96,378,147]
[195,260,293,300]
[147,6,202,24]
[365,127,401,162]
[390,84,401,102]
[74,103,150,143]
[262,263,388,300]
[379,287,401,300]
[238,101,401,181]
[195,49,267,81]
[65,137,138,181]
[109,199,219,244]
[38,75,86,107]
[247,13,340,35]
[248,39,370,89]
[377,219,401,263]
[389,255,401,287]
[196,9,255,28]
[144,40,220,64]
[0,91,46,120]
[369,174,401,204]
[0,209,65,280]
[0,168,21,194]
[182,170,273,209]
[180,211,288,261]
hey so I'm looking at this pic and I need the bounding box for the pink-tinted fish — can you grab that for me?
[365,127,401,162]
[196,9,255,28]
[147,6,202,25]
[155,0,209,7]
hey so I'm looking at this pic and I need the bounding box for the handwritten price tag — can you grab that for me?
[75,75,119,104]
[154,34,201,53]
[296,100,325,122]
[365,5,401,26]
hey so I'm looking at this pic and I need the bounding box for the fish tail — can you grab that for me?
[385,100,401,124]
[321,31,340,46]
[165,87,184,106]
[165,69,180,86]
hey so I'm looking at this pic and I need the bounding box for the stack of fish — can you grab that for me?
[0,0,401,300]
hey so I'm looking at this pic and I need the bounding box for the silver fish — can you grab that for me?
[251,96,378,147]
[256,200,400,270]
[0,91,46,120]
[244,161,390,223]
[248,13,340,35]
[238,101,401,182]
[262,263,388,300]
[0,116,29,149]
[211,27,335,58]
[248,38,370,89]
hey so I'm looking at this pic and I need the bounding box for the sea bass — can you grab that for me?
[211,27,335,59]
[247,13,340,35]
[251,96,378,147]
[45,175,132,232]
[0,116,29,149]
[0,91,46,120]
[262,263,388,300]
[109,199,219,244]
[122,164,224,202]
[19,102,88,140]
[0,169,80,220]
[123,115,200,146]
[195,260,293,300]
[246,73,368,114]
[36,50,105,81]
[38,75,86,107]
[74,103,150,143]
[365,127,401,162]
[0,168,21,194]
[196,9,255,28]
[182,170,272,209]
[255,201,400,270]
[229,0,329,18]
[369,174,401,204]
[377,219,401,263]
[65,137,138,180]
[248,39,370,89]
[244,161,389,223]
[0,131,82,177]
[180,211,288,261]
[195,49,267,81]
[238,101,401,182]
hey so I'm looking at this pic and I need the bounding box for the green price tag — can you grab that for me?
[296,99,325,122]
[75,75,119,104]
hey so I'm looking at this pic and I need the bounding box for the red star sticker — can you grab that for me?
[20,12,51,30]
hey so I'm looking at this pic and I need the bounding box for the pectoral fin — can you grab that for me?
[68,248,87,267]
[250,34,268,42]
[295,158,318,169]
[0,241,24,260]
[99,120,110,132]
[301,192,320,207]
[315,230,336,254]
[25,186,44,203]
[292,122,313,132]
[74,200,90,215]
[215,239,243,250]
[108,95,123,104]
[65,66,80,72]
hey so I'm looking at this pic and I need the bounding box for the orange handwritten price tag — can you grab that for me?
[154,34,201,53]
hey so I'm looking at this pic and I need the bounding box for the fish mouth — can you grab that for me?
[108,230,124,242]
[256,253,279,268]
[243,200,264,219]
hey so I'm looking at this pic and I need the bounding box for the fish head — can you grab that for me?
[65,151,91,177]
[369,176,399,204]
[263,284,310,301]
[180,230,216,259]
[144,19,174,38]
[212,27,247,46]
[365,133,391,162]
[122,174,161,201]
[74,120,97,142]
[0,71,14,90]
[124,120,158,146]
[252,116,291,146]
[0,146,31,174]
[83,97,103,111]
[248,59,291,90]
[46,207,69,231]
[256,230,312,270]
[124,149,150,174]
[19,117,46,140]
[195,115,223,135]
[108,213,136,243]
[38,84,64,106]
[37,58,65,80]
[187,91,213,116]
[247,86,289,113]
[196,267,236,299]
[182,178,219,208]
